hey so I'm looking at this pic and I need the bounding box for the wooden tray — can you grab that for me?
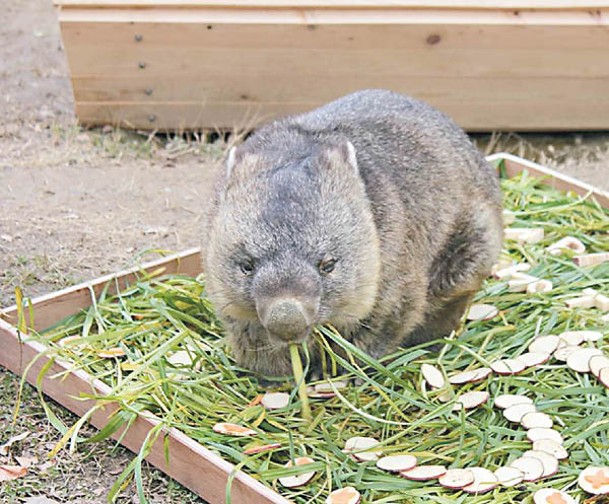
[54,1,609,131]
[1,153,608,503]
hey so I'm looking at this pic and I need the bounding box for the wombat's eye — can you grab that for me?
[319,257,337,275]
[239,260,255,276]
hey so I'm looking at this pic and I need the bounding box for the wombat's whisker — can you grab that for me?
[326,311,365,324]
[217,300,238,314]
[351,282,381,290]
[244,342,276,353]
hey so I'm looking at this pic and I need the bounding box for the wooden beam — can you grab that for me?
[73,100,609,132]
[63,49,609,81]
[54,0,609,11]
[58,22,609,52]
[71,76,609,105]
[56,7,609,24]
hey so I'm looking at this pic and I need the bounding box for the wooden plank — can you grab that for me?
[487,153,609,209]
[72,75,609,104]
[54,0,609,10]
[57,7,609,25]
[58,21,609,52]
[73,100,609,132]
[1,249,202,332]
[63,47,609,81]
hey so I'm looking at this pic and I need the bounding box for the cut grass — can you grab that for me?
[16,168,609,503]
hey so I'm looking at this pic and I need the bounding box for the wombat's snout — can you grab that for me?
[257,298,317,343]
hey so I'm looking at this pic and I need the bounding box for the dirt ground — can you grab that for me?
[1,0,608,502]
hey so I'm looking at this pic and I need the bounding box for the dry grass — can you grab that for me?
[0,372,205,503]
[473,132,609,168]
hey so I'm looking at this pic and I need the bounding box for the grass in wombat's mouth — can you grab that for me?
[16,168,609,503]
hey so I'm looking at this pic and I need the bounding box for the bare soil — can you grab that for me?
[1,0,608,502]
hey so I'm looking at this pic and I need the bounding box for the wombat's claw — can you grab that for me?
[249,373,292,388]
[256,377,278,388]
[308,369,323,382]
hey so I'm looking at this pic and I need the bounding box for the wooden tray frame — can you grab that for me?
[1,153,608,504]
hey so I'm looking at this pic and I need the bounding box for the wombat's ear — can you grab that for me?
[325,141,359,175]
[225,146,261,182]
[225,146,238,180]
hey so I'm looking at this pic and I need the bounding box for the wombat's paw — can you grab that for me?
[353,377,365,387]
[305,356,352,382]
[425,342,445,353]
[304,355,326,381]
[255,375,292,389]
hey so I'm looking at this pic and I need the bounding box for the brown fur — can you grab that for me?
[203,89,503,376]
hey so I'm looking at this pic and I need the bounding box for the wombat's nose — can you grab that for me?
[260,298,312,343]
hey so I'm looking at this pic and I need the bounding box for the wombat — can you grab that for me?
[203,89,503,377]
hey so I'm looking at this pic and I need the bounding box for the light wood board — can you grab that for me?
[55,3,609,131]
[54,1,609,10]
[73,100,609,132]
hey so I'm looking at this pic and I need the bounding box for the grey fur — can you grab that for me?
[203,89,503,376]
